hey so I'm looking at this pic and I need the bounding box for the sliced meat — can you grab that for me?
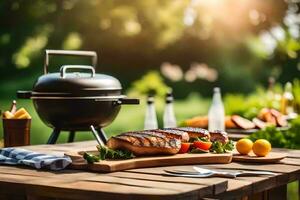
[252,117,267,129]
[276,115,288,127]
[185,116,208,128]
[231,115,256,130]
[225,116,238,129]
[149,129,190,142]
[107,131,181,156]
[168,127,210,139]
[209,130,229,144]
[270,109,281,118]
[270,109,288,127]
[258,108,270,121]
[258,108,277,125]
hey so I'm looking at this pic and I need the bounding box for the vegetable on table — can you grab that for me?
[178,143,191,153]
[193,140,212,151]
[97,145,135,160]
[83,152,100,164]
[83,145,135,163]
[210,140,234,154]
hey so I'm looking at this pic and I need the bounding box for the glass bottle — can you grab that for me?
[208,87,225,131]
[163,91,177,128]
[281,82,294,115]
[144,94,158,130]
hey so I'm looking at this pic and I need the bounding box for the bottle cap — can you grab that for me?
[213,87,220,93]
[166,90,174,103]
[285,82,292,92]
[147,94,155,104]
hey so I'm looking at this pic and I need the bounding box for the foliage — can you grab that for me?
[0,0,299,98]
[292,78,300,113]
[249,117,300,149]
[83,152,100,164]
[248,126,287,147]
[127,71,170,98]
[96,145,134,160]
[223,87,277,119]
[210,140,234,154]
[223,78,300,119]
[284,117,300,149]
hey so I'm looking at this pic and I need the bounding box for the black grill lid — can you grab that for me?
[32,65,122,97]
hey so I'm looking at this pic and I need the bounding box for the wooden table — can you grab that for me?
[0,141,299,200]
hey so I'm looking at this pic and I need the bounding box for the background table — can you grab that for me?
[0,141,299,200]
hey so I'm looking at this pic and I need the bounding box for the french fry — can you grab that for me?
[13,108,29,119]
[10,100,17,114]
[17,113,31,119]
[3,111,14,119]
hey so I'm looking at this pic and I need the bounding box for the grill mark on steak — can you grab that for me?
[116,131,172,148]
[116,133,178,148]
[167,127,210,139]
[119,132,152,147]
[149,129,189,142]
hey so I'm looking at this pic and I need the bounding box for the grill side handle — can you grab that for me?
[119,98,140,105]
[17,91,32,99]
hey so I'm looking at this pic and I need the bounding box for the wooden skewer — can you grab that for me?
[10,100,17,114]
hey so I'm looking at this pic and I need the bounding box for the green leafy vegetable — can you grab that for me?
[223,140,235,151]
[249,117,300,149]
[210,140,234,154]
[83,152,100,164]
[83,146,135,163]
[248,126,287,147]
[96,145,135,160]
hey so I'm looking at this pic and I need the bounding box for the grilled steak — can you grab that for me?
[168,127,210,139]
[107,131,181,156]
[148,129,190,142]
[209,130,229,144]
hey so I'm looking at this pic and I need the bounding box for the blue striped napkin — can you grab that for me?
[0,148,72,170]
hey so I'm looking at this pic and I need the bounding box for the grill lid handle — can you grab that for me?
[44,50,98,74]
[60,65,95,78]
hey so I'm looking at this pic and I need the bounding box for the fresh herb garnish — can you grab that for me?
[223,140,234,151]
[96,145,135,160]
[83,152,100,164]
[210,140,234,154]
[83,146,135,163]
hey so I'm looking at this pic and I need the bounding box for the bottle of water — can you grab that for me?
[144,94,158,130]
[163,91,177,128]
[281,82,294,115]
[208,87,225,131]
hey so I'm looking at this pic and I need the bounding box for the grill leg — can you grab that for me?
[96,127,108,144]
[47,128,60,144]
[68,131,76,143]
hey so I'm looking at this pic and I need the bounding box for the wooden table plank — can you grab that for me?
[0,141,299,200]
[0,172,195,200]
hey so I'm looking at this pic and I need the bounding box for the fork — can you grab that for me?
[164,166,276,178]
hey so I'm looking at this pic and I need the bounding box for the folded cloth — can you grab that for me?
[0,148,72,170]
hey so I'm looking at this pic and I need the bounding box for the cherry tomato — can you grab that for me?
[178,143,191,153]
[193,140,212,150]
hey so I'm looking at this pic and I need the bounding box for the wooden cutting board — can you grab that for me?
[233,152,286,163]
[65,151,233,172]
